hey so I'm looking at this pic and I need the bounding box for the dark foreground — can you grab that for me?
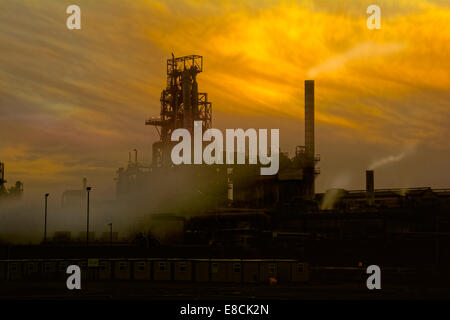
[2,280,450,300]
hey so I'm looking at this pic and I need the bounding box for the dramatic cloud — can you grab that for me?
[0,0,449,200]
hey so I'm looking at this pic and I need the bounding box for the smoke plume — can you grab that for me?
[368,144,416,170]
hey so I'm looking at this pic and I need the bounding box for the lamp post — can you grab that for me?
[108,223,113,247]
[44,193,49,243]
[86,187,91,246]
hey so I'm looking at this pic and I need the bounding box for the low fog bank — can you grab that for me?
[0,166,225,245]
[0,196,144,245]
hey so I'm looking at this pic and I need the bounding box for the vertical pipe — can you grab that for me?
[191,75,198,119]
[366,170,374,206]
[305,80,315,160]
[44,193,49,243]
[182,69,192,131]
[0,163,4,186]
[86,187,91,246]
[152,142,161,168]
[305,80,315,199]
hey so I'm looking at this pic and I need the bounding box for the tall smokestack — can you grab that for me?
[305,80,315,160]
[0,162,5,187]
[304,80,315,199]
[366,170,374,206]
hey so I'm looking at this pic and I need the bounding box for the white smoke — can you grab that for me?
[320,172,352,210]
[368,144,416,170]
[308,41,405,77]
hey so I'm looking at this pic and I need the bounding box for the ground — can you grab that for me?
[1,281,449,300]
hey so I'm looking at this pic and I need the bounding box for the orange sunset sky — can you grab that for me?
[0,0,449,200]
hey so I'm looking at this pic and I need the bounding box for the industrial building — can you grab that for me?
[111,56,450,259]
[0,162,23,200]
[0,258,309,284]
[115,55,320,210]
[1,55,450,291]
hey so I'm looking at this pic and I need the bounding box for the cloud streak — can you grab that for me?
[0,0,449,197]
[307,42,405,77]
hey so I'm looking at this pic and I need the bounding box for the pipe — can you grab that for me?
[305,80,315,161]
[182,69,192,130]
[304,80,315,199]
[366,170,375,206]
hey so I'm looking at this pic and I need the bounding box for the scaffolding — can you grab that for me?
[146,54,212,167]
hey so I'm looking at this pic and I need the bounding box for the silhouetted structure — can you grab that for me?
[115,55,320,209]
[0,162,23,200]
[3,55,450,298]
[146,54,212,168]
[110,55,450,285]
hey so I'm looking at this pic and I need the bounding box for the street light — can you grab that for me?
[44,193,49,243]
[86,186,91,246]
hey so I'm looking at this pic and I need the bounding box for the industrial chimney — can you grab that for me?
[0,162,5,188]
[305,80,315,160]
[366,170,375,206]
[304,80,315,199]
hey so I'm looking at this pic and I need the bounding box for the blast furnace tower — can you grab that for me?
[146,54,212,167]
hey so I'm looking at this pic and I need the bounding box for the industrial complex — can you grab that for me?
[0,162,23,200]
[1,55,450,296]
